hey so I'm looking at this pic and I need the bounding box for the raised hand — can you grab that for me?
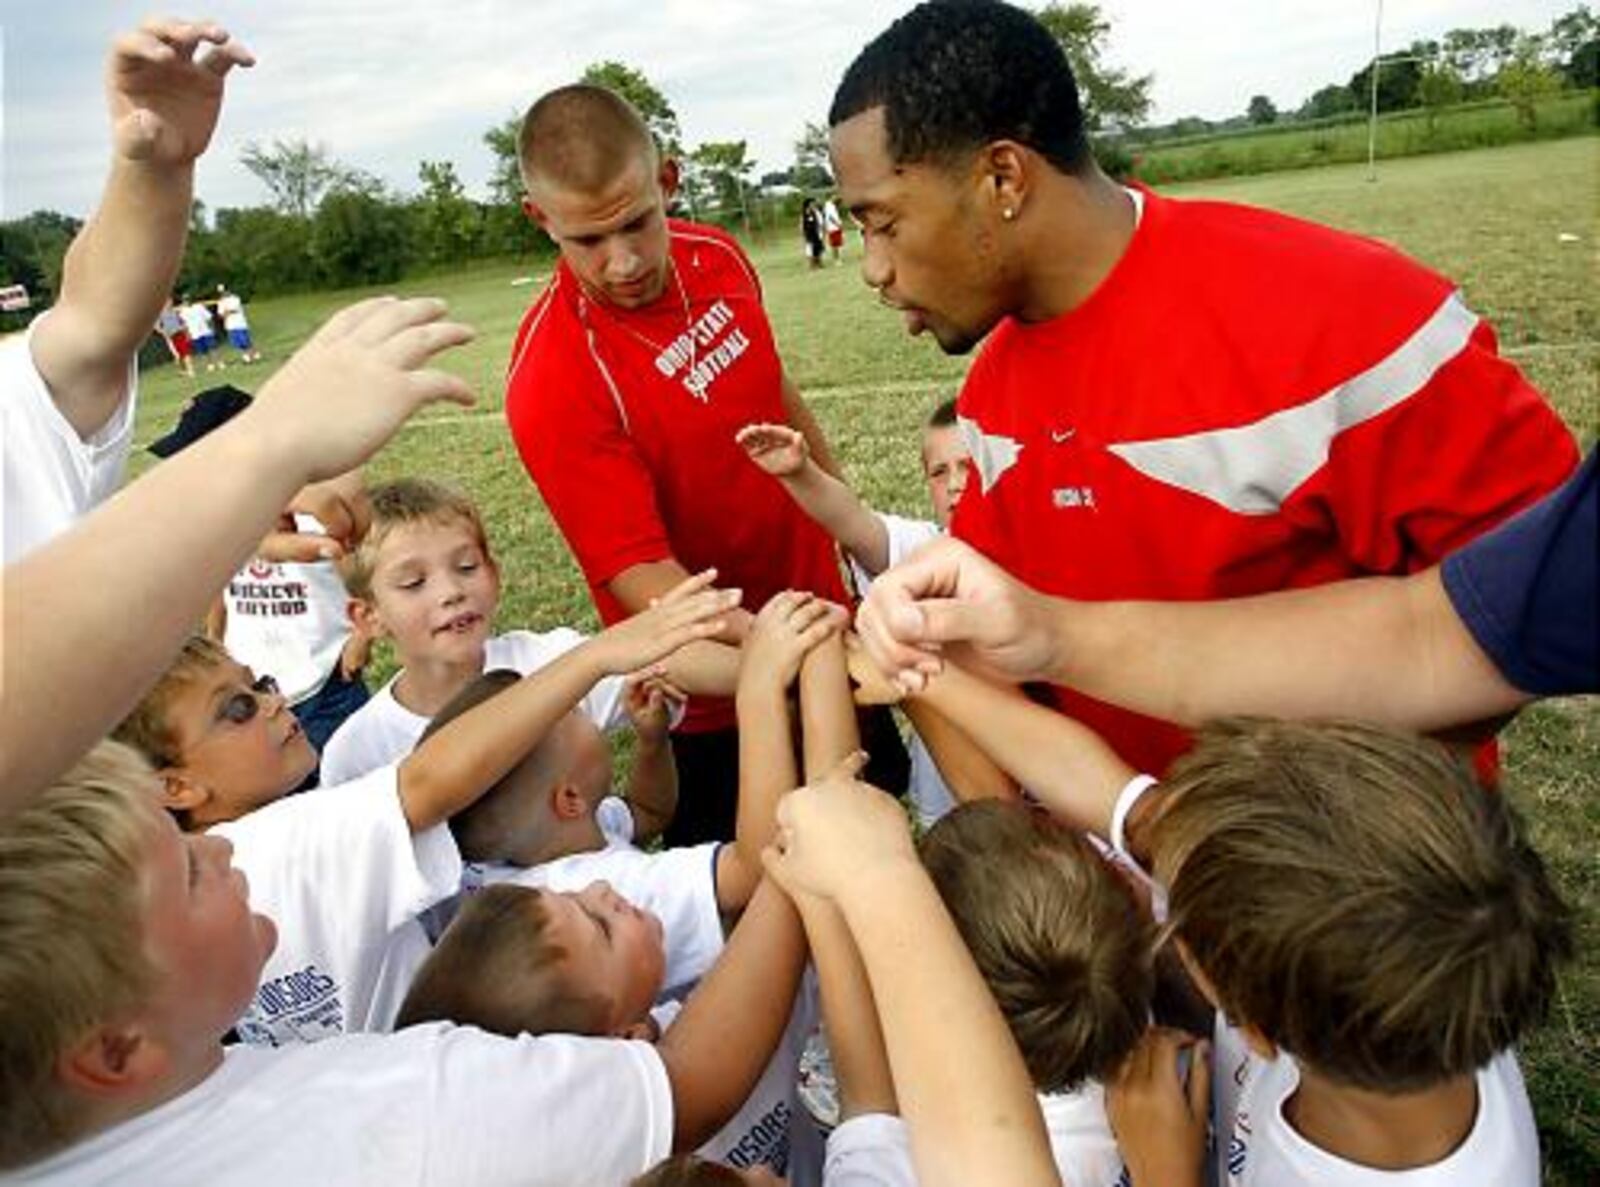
[623,673,679,742]
[739,590,848,692]
[108,19,254,167]
[240,297,475,485]
[762,752,916,902]
[735,422,810,478]
[1106,1028,1211,1187]
[591,569,743,676]
[855,536,1060,692]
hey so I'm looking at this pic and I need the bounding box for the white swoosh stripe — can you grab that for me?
[1106,292,1478,515]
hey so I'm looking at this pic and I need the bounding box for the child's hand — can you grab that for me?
[740,591,848,693]
[623,673,679,743]
[844,633,904,706]
[1107,1028,1211,1187]
[590,569,742,676]
[762,752,918,901]
[243,297,476,486]
[735,422,809,478]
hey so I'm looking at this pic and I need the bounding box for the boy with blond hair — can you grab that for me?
[319,476,667,789]
[397,590,848,1175]
[0,740,810,1183]
[112,573,737,1046]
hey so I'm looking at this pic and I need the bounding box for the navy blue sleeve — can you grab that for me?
[1441,451,1597,696]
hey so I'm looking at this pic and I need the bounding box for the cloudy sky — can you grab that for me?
[1,0,1578,218]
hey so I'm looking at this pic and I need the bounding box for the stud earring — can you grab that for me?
[1002,208,1016,221]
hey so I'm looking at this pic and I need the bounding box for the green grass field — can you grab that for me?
[130,136,1599,1180]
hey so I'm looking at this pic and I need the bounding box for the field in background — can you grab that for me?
[129,136,1598,1179]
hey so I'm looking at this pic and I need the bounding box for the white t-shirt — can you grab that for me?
[8,1023,671,1186]
[822,1114,916,1187]
[223,519,352,704]
[1,315,136,563]
[1039,1082,1126,1187]
[1212,1021,1539,1185]
[178,302,213,338]
[822,201,843,235]
[217,293,248,330]
[847,512,955,828]
[215,766,463,1045]
[319,628,630,787]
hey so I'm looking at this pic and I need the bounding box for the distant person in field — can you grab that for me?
[830,0,1578,778]
[1,18,253,564]
[503,84,906,846]
[215,283,262,362]
[156,300,196,378]
[822,195,845,263]
[180,295,222,372]
[801,197,825,268]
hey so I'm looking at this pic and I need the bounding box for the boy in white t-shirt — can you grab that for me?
[396,591,849,1175]
[902,656,1572,1187]
[321,477,716,789]
[215,283,262,362]
[737,402,1010,827]
[0,738,811,1184]
[110,572,739,1048]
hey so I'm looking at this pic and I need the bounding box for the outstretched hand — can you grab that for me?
[240,297,475,486]
[761,752,917,902]
[592,569,743,676]
[108,19,254,167]
[735,422,809,478]
[855,536,1061,692]
[740,590,848,692]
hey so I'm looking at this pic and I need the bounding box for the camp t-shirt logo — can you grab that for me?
[649,299,751,403]
[228,563,310,618]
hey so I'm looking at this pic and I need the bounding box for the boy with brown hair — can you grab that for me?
[0,739,808,1183]
[918,799,1150,1186]
[893,650,1570,1185]
[111,573,737,1046]
[397,591,848,1175]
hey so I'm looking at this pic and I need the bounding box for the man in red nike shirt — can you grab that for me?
[829,1,1577,777]
[505,85,903,843]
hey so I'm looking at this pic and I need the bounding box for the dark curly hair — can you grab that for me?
[830,0,1091,173]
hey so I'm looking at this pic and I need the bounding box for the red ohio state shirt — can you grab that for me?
[953,187,1577,776]
[506,220,846,732]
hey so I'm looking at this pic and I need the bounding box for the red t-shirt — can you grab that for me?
[506,220,846,732]
[954,187,1577,775]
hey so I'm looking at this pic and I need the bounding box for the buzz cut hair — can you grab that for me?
[830,0,1092,174]
[518,83,659,195]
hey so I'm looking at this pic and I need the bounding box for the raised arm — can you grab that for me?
[798,630,860,777]
[1,297,474,815]
[735,422,889,573]
[399,572,738,833]
[779,369,842,479]
[620,677,679,843]
[610,559,749,690]
[765,774,1061,1187]
[32,20,253,437]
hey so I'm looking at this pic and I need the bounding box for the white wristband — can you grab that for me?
[1110,774,1159,860]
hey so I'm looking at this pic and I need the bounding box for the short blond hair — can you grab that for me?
[112,634,230,771]
[919,800,1154,1092]
[1152,718,1573,1092]
[395,884,607,1036]
[0,741,162,1169]
[337,477,491,602]
[518,84,658,195]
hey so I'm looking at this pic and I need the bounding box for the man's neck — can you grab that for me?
[1287,1063,1480,1170]
[392,652,487,717]
[1012,167,1138,325]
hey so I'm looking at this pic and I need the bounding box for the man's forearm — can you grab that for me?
[35,158,194,436]
[610,559,753,647]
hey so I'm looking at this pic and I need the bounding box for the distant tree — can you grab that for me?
[1246,95,1278,125]
[413,160,480,265]
[483,114,524,203]
[690,141,755,233]
[1348,47,1425,113]
[1498,36,1564,128]
[1298,83,1358,120]
[479,113,545,258]
[311,187,409,287]
[241,138,360,218]
[580,61,684,158]
[1549,5,1599,85]
[792,121,834,191]
[1034,3,1153,131]
[1415,61,1465,132]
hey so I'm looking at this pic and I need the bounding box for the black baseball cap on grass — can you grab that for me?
[147,384,253,458]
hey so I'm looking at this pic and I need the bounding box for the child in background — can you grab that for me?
[179,295,221,371]
[215,283,262,363]
[320,477,674,790]
[397,591,849,1177]
[148,384,372,773]
[899,649,1571,1186]
[737,401,1005,827]
[919,800,1146,1187]
[111,574,736,1047]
